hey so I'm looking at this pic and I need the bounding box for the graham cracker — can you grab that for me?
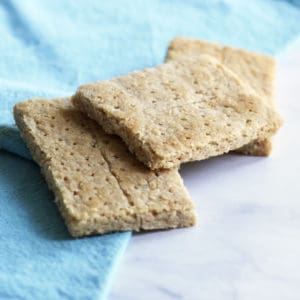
[14,98,196,237]
[166,37,277,156]
[73,56,282,170]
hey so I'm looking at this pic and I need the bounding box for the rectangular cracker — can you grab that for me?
[73,56,282,170]
[166,37,277,156]
[14,98,196,237]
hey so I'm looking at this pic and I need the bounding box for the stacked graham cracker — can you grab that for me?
[14,37,282,237]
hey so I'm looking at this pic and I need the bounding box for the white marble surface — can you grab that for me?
[109,40,300,300]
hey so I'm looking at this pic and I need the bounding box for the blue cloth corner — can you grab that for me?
[0,150,130,300]
[0,126,31,159]
[0,0,300,299]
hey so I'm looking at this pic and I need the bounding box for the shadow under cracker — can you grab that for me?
[0,150,72,241]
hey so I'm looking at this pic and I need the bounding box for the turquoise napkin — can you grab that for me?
[0,151,130,300]
[1,0,299,299]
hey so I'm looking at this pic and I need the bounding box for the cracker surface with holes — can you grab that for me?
[14,98,196,237]
[166,37,279,156]
[73,56,282,170]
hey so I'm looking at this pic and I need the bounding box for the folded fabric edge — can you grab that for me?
[99,232,131,300]
[0,125,32,160]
